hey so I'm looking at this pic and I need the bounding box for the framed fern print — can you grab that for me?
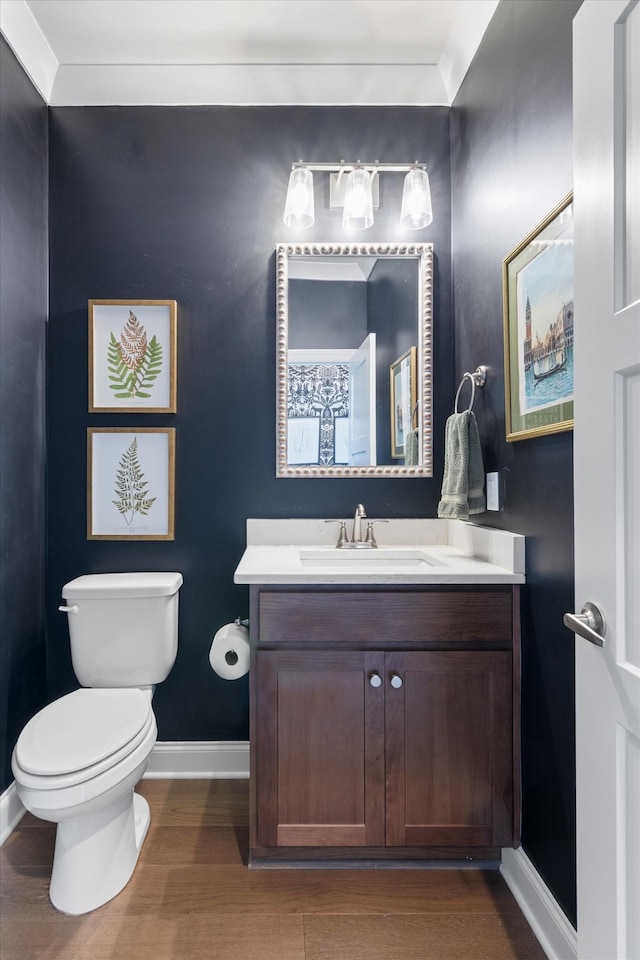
[89,300,177,413]
[88,428,175,540]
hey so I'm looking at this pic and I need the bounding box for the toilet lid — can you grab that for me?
[15,688,152,777]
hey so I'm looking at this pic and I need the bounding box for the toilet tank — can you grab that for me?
[61,572,183,688]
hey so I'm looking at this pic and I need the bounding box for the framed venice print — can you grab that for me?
[503,193,574,441]
[390,347,417,458]
[88,428,175,540]
[89,300,177,413]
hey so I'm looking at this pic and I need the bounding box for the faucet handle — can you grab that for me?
[325,519,349,547]
[364,519,389,547]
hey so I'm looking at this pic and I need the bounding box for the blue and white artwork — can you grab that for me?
[287,363,349,465]
[516,242,574,415]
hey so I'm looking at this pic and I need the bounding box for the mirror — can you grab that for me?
[276,242,433,477]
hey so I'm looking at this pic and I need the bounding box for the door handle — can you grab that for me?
[563,601,606,647]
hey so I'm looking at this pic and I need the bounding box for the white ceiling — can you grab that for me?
[0,0,499,106]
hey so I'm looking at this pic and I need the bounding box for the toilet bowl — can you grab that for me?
[12,687,157,915]
[11,572,182,915]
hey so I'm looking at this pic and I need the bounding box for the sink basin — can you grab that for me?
[299,548,443,568]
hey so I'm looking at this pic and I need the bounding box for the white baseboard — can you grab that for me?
[501,847,577,960]
[0,782,26,846]
[1,740,249,845]
[143,740,250,779]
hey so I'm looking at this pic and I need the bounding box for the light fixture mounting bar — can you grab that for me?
[291,161,426,174]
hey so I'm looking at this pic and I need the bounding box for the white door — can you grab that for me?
[572,3,640,958]
[347,333,377,465]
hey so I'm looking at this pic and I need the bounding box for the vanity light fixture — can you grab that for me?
[400,166,433,230]
[283,166,315,229]
[342,167,374,230]
[282,161,432,231]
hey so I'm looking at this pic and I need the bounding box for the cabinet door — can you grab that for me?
[385,651,513,847]
[255,649,385,848]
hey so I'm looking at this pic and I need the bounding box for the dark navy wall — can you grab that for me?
[46,106,452,742]
[368,258,418,463]
[288,279,367,348]
[450,0,581,925]
[0,38,48,792]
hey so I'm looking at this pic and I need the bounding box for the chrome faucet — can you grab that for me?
[352,503,367,544]
[325,504,388,549]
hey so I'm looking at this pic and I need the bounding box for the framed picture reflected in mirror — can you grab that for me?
[390,346,417,459]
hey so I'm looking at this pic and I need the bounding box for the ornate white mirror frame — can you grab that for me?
[276,242,433,478]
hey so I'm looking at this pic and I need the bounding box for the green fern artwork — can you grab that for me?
[112,437,157,527]
[107,311,163,400]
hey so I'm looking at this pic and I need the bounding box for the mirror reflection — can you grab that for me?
[276,243,433,477]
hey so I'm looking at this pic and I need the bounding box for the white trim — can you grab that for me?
[47,62,449,107]
[501,847,577,960]
[439,0,500,103]
[1,741,249,844]
[0,0,497,108]
[0,0,58,102]
[289,349,355,364]
[143,741,250,779]
[0,782,26,847]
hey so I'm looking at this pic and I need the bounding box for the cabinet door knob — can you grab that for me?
[369,672,383,688]
[390,673,403,689]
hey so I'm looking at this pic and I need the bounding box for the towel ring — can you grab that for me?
[454,365,487,413]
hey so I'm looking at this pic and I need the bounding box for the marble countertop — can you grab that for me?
[234,519,525,586]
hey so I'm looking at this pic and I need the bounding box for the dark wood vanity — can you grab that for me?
[249,584,521,865]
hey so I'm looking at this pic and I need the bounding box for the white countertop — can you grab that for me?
[234,519,525,585]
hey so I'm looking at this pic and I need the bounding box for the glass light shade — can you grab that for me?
[283,167,314,229]
[400,168,433,229]
[342,168,374,230]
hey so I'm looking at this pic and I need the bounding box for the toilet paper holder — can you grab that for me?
[209,618,251,680]
[224,617,249,668]
[224,617,249,667]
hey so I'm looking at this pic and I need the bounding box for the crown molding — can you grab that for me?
[1,0,498,106]
[48,62,449,107]
[0,0,57,102]
[439,0,500,103]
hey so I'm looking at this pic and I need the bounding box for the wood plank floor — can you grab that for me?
[0,780,546,960]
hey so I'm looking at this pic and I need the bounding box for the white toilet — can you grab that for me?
[11,571,183,915]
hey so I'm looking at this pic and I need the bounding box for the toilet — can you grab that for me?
[11,572,183,915]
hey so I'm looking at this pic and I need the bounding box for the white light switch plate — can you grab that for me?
[486,472,500,511]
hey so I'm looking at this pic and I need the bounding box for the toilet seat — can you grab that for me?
[13,688,154,790]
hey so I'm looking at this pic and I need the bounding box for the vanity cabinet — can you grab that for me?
[250,585,520,864]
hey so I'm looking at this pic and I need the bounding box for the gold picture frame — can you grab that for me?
[503,193,574,441]
[87,427,175,540]
[390,346,417,459]
[88,299,177,413]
